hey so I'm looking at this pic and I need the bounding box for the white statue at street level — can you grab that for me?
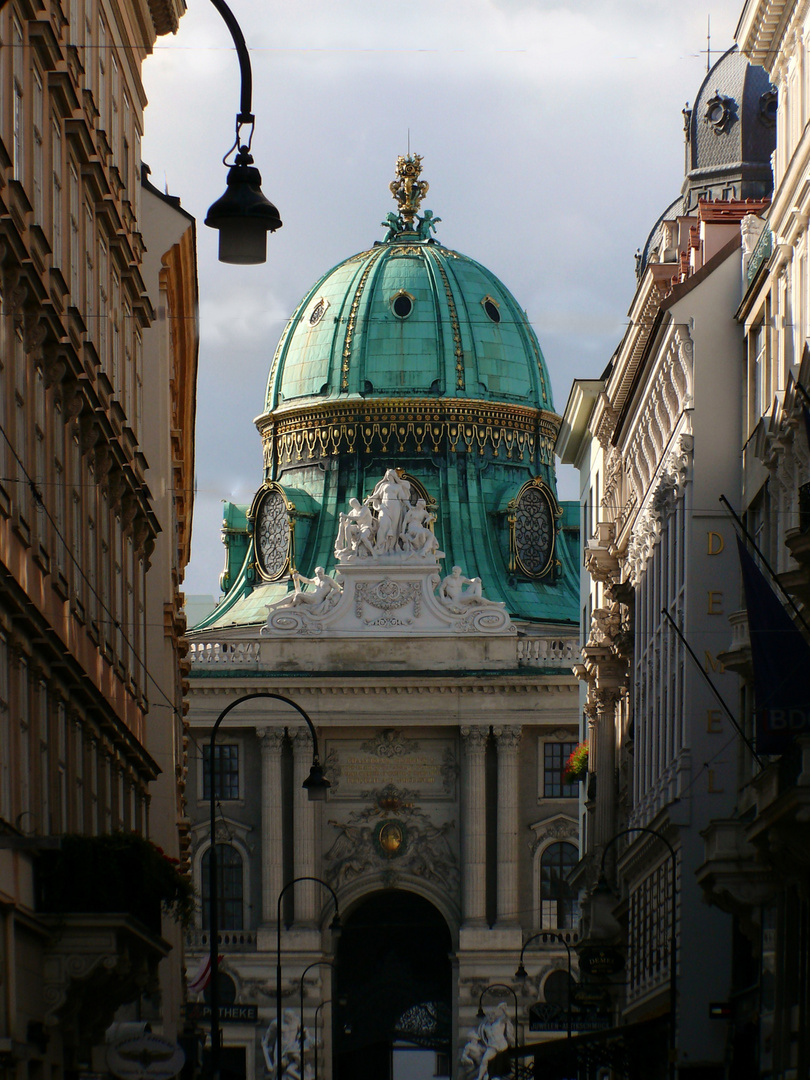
[261,1009,315,1080]
[438,566,504,613]
[267,568,342,618]
[459,1002,515,1080]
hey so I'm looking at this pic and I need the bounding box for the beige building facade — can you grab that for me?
[0,0,196,1072]
[557,45,777,1080]
[695,4,810,1077]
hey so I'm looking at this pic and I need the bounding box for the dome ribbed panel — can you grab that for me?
[267,239,555,413]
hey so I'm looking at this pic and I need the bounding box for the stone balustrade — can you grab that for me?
[185,928,257,952]
[188,635,580,669]
[516,637,580,666]
[188,640,261,667]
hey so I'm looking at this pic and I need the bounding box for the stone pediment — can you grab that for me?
[261,470,515,638]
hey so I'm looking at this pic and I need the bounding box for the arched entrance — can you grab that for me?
[334,890,452,1080]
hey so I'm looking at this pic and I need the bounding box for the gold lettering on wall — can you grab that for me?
[707,709,723,734]
[707,769,725,794]
[705,651,726,674]
[707,531,725,555]
[707,591,724,615]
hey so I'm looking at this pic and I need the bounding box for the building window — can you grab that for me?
[98,238,108,365]
[0,634,9,821]
[509,478,557,578]
[201,844,243,930]
[543,742,579,799]
[203,744,239,801]
[69,162,80,301]
[12,17,24,182]
[543,969,574,1009]
[84,201,95,338]
[540,842,578,929]
[51,119,64,267]
[32,67,44,223]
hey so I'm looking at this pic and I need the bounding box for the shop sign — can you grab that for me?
[186,1003,258,1024]
[528,1004,610,1033]
[578,946,625,977]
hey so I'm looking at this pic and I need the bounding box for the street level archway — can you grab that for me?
[334,890,452,1080]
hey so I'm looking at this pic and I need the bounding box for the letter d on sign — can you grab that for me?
[708,531,725,555]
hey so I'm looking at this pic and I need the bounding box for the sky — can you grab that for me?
[140,0,743,598]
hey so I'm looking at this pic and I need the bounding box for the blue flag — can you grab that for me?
[736,536,810,753]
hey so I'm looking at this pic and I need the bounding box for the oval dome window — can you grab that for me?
[483,298,501,324]
[392,293,413,319]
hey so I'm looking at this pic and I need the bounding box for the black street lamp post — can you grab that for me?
[313,1000,331,1080]
[299,961,335,1080]
[596,827,678,1080]
[208,693,329,1080]
[516,931,574,1077]
[515,931,574,1043]
[476,984,519,1079]
[203,0,282,262]
[276,878,340,1080]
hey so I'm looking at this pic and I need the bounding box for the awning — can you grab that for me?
[493,1014,669,1079]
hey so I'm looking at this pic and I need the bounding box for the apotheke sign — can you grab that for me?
[187,1004,258,1024]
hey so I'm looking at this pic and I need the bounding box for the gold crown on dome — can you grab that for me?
[390,154,429,228]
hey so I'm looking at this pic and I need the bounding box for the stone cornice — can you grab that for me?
[256,396,561,469]
[189,677,577,698]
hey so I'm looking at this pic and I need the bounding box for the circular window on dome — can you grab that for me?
[760,88,778,126]
[704,90,734,134]
[253,484,292,581]
[309,297,329,326]
[481,296,501,324]
[391,291,414,319]
[508,478,559,578]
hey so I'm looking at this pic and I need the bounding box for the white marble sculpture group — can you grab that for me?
[334,469,442,561]
[262,470,514,636]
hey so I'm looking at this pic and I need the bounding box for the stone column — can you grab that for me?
[593,689,619,854]
[293,728,317,923]
[493,725,522,924]
[460,726,488,925]
[257,727,286,923]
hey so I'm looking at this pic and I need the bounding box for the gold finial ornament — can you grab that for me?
[390,154,429,229]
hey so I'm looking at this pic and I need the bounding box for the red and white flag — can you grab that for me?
[187,956,213,994]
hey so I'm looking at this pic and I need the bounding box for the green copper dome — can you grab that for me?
[196,157,578,633]
[262,236,553,411]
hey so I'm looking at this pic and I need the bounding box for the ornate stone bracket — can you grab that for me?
[41,915,169,1058]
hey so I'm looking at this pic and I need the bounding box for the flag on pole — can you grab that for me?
[736,535,810,754]
[187,955,213,995]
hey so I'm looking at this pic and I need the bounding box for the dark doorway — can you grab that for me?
[334,891,452,1080]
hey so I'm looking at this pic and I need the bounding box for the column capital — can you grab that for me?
[492,725,521,750]
[460,725,489,753]
[256,726,286,754]
[292,727,315,753]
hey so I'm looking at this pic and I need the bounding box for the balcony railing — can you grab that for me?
[189,636,581,669]
[189,640,261,666]
[185,928,257,951]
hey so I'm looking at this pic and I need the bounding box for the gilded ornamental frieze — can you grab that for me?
[259,398,560,468]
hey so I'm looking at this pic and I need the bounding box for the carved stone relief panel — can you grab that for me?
[323,729,458,801]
